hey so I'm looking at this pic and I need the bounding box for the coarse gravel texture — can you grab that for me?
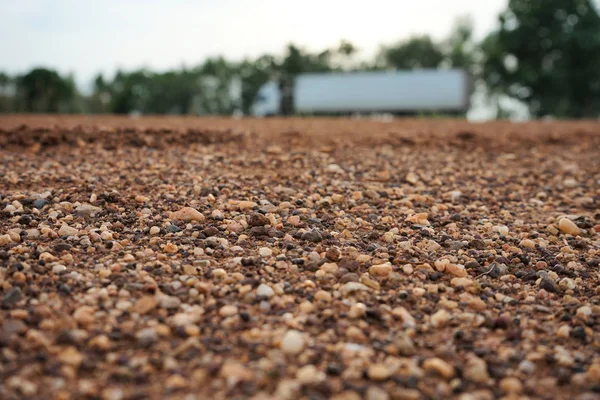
[1,115,600,400]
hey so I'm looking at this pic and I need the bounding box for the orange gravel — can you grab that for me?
[1,115,599,400]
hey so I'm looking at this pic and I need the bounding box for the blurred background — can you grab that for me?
[0,0,599,120]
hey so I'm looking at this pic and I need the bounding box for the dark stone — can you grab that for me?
[17,215,32,225]
[338,258,359,272]
[518,270,539,281]
[267,228,284,238]
[1,287,21,308]
[55,330,79,345]
[366,243,378,252]
[167,224,181,233]
[33,199,48,209]
[301,230,323,243]
[240,311,250,322]
[340,273,359,283]
[552,263,566,274]
[58,283,72,295]
[248,213,269,227]
[470,239,486,249]
[365,309,382,322]
[488,263,508,278]
[572,326,586,340]
[53,242,72,252]
[249,226,269,237]
[241,258,256,266]
[428,271,443,281]
[203,226,219,236]
[325,247,341,261]
[492,316,511,329]
[326,363,341,375]
[540,277,560,293]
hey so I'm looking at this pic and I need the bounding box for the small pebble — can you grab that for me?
[367,364,394,381]
[430,309,451,328]
[219,305,238,317]
[301,230,323,243]
[499,377,523,394]
[450,277,474,287]
[423,358,455,379]
[281,330,305,354]
[0,234,13,246]
[136,328,158,346]
[296,364,325,384]
[258,247,273,257]
[256,284,275,298]
[58,224,79,237]
[159,295,181,309]
[169,206,205,222]
[369,263,392,277]
[558,218,581,235]
[52,264,67,274]
[33,199,48,209]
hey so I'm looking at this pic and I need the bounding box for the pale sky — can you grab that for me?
[1,0,507,88]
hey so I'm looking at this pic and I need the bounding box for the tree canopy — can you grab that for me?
[482,0,600,118]
[16,68,76,113]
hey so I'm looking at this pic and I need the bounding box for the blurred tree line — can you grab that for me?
[1,0,599,118]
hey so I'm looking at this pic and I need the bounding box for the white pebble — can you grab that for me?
[52,264,67,274]
[58,224,79,237]
[256,284,275,298]
[159,295,181,309]
[281,330,306,354]
[258,247,273,257]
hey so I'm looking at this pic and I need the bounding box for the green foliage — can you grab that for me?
[379,17,477,72]
[380,36,445,69]
[337,40,357,57]
[481,0,600,118]
[239,55,277,114]
[97,60,239,115]
[15,68,77,113]
[0,72,14,112]
[444,16,477,72]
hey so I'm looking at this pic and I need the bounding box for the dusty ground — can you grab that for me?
[1,115,600,400]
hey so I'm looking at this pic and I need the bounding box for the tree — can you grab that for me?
[239,55,278,114]
[444,16,477,72]
[338,40,357,57]
[193,57,240,115]
[278,44,337,114]
[482,0,600,118]
[379,36,445,70]
[86,73,112,113]
[332,40,359,70]
[16,68,76,113]
[0,72,14,112]
[109,70,152,114]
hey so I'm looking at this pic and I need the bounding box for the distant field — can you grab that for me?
[1,116,599,399]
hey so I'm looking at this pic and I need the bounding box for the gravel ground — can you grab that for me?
[1,116,600,400]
